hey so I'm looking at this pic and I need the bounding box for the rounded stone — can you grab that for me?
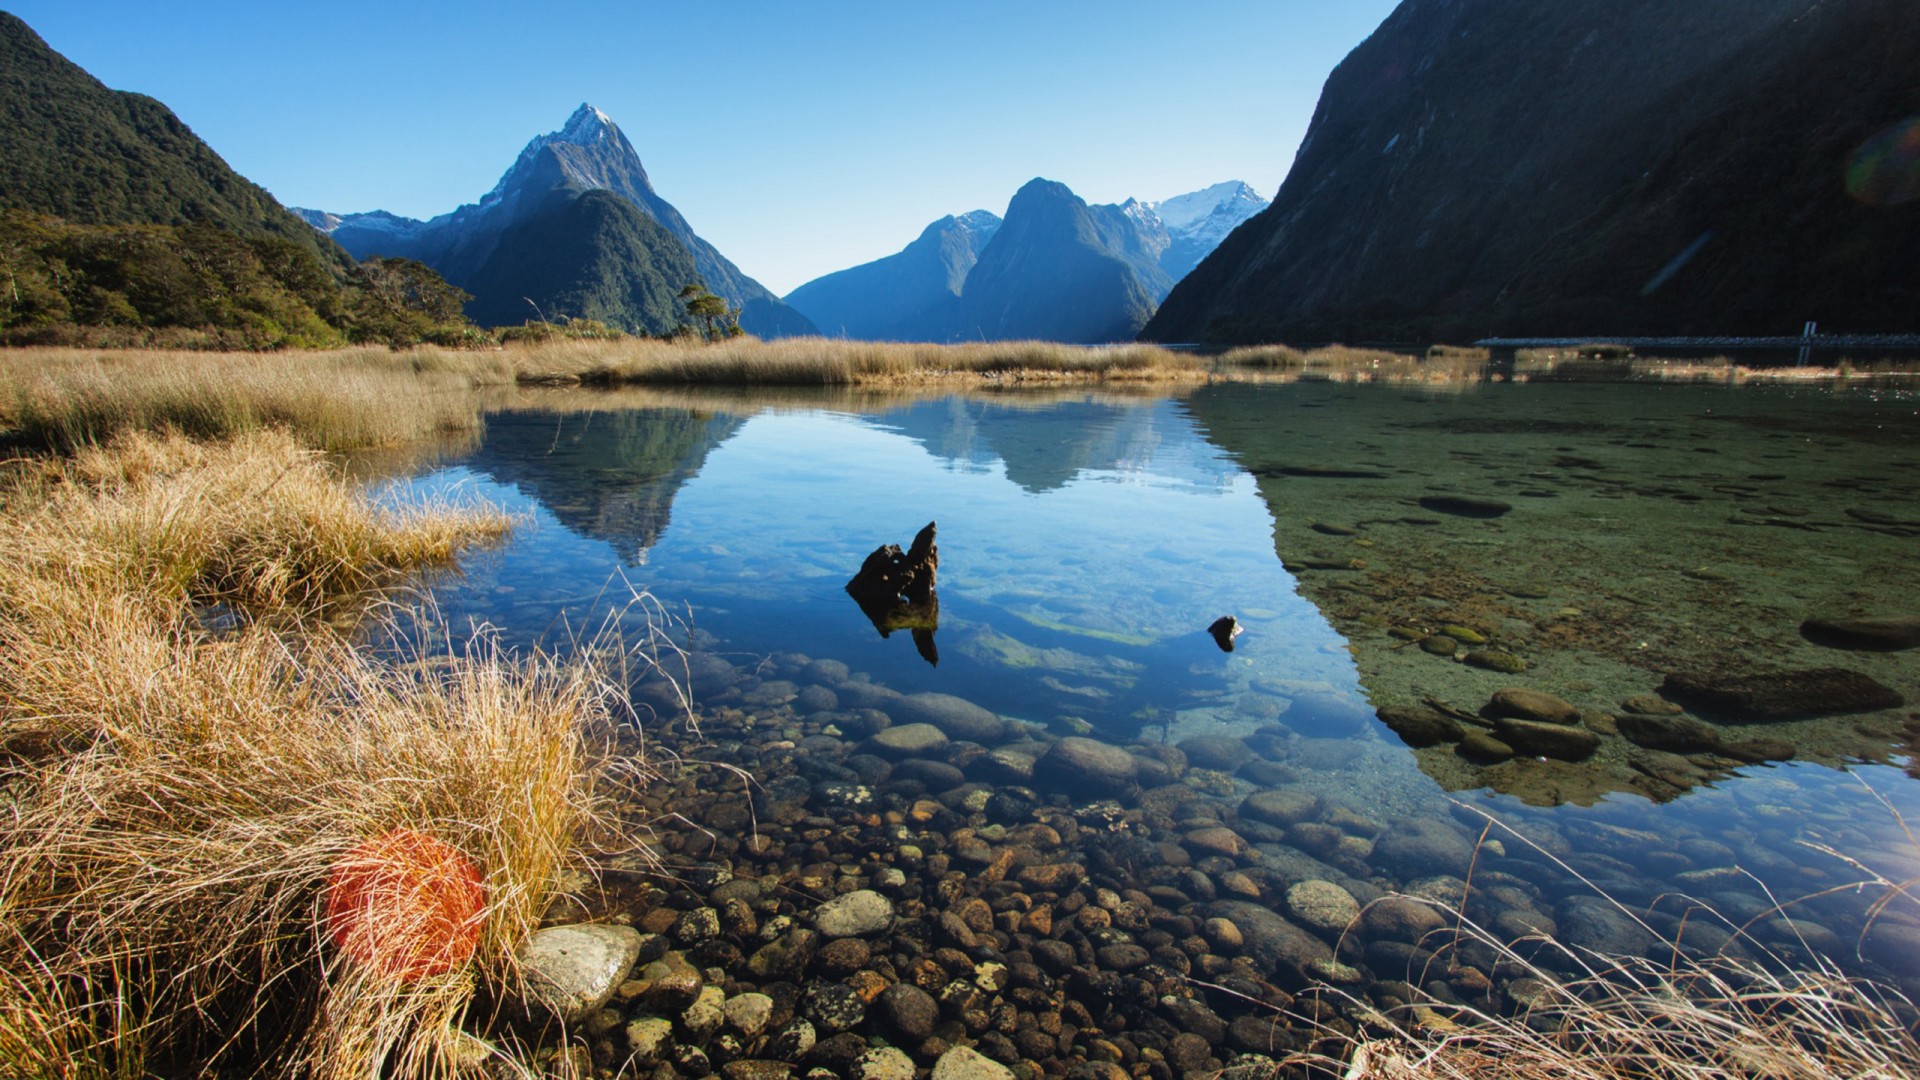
[931,1044,1015,1080]
[723,992,774,1038]
[1485,689,1581,725]
[1035,736,1138,789]
[852,1046,918,1080]
[868,723,948,757]
[516,923,643,1022]
[801,980,866,1033]
[812,890,894,938]
[1616,712,1722,752]
[1457,731,1515,763]
[892,692,1009,743]
[1238,788,1320,827]
[1371,819,1478,879]
[1176,734,1251,771]
[1284,880,1361,935]
[876,982,939,1041]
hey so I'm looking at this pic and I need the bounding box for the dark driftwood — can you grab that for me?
[846,522,940,665]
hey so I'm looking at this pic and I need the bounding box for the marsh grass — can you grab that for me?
[503,336,1204,386]
[0,430,633,1079]
[1263,806,1920,1080]
[0,347,514,452]
[1219,344,1423,370]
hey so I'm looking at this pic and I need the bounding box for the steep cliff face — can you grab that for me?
[1145,0,1920,344]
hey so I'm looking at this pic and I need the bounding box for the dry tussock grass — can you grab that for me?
[504,336,1203,386]
[0,347,513,452]
[0,430,630,1079]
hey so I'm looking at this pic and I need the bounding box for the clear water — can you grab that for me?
[388,379,1920,1000]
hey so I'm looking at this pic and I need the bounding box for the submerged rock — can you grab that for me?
[1377,704,1464,747]
[1491,717,1599,760]
[1616,712,1722,752]
[1418,495,1513,519]
[1800,615,1920,652]
[1483,689,1580,726]
[1660,668,1904,720]
[1035,736,1138,793]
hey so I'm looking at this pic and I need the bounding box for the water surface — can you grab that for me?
[393,378,1920,1003]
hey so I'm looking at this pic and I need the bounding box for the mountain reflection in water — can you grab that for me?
[385,380,1920,1000]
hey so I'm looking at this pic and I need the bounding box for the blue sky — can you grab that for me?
[11,1,1402,294]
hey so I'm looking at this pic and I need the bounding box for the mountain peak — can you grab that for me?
[557,103,619,146]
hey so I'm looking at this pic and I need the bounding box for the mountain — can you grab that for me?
[299,105,817,338]
[784,180,1263,343]
[461,190,700,332]
[0,11,345,272]
[783,211,1001,338]
[1147,181,1268,280]
[1144,0,1920,344]
[939,179,1164,344]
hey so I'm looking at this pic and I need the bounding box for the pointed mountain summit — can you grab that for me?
[301,104,815,337]
[784,210,1001,338]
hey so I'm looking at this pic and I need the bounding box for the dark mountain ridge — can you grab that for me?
[0,10,347,273]
[1145,0,1920,344]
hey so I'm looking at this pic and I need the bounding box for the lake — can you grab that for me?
[388,375,1920,1036]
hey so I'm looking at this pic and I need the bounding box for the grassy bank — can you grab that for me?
[0,429,624,1078]
[0,346,514,452]
[503,335,1206,386]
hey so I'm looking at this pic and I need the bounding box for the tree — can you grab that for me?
[677,284,739,342]
[350,257,472,345]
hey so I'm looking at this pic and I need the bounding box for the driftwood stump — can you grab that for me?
[846,521,940,665]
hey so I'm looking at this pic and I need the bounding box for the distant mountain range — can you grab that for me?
[1145,0,1920,344]
[784,180,1266,343]
[296,105,817,338]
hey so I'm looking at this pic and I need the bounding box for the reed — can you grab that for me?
[503,336,1204,386]
[0,347,514,452]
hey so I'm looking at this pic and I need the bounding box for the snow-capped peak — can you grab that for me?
[557,102,619,146]
[1147,181,1266,233]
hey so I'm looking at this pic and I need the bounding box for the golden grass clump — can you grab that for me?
[0,346,514,452]
[503,335,1203,386]
[0,429,626,1079]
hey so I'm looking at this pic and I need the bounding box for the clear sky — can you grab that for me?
[8,1,1402,295]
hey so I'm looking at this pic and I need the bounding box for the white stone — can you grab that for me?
[517,923,642,1022]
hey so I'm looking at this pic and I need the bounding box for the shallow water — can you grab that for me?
[390,378,1920,1007]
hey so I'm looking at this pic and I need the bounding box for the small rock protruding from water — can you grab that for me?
[1208,615,1243,652]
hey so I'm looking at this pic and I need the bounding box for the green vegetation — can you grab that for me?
[464,190,704,337]
[0,12,345,273]
[0,213,483,350]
